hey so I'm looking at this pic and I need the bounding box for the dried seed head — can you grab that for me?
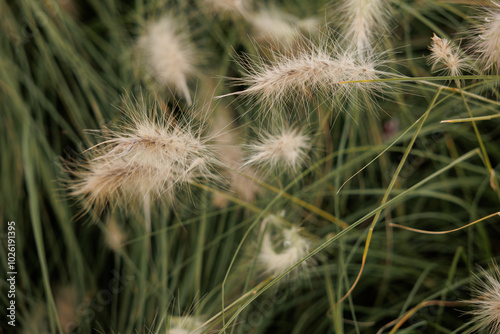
[219,41,389,110]
[244,127,310,172]
[428,34,470,76]
[250,7,317,50]
[334,0,391,55]
[466,263,500,333]
[470,2,500,73]
[138,15,197,105]
[201,0,249,17]
[258,226,311,277]
[68,99,214,215]
[168,316,205,334]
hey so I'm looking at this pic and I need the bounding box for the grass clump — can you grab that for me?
[2,0,500,333]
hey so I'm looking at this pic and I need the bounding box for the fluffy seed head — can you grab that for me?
[334,0,391,55]
[470,2,500,73]
[258,226,311,277]
[244,127,310,172]
[139,15,197,105]
[201,0,249,17]
[219,42,389,110]
[250,7,318,50]
[466,263,500,333]
[68,100,214,215]
[168,316,205,334]
[428,34,470,76]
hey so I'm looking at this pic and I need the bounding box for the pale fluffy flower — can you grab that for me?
[249,6,320,51]
[258,226,310,277]
[428,34,470,76]
[168,316,205,334]
[244,127,310,172]
[250,7,302,49]
[466,263,500,333]
[138,15,197,105]
[219,41,390,109]
[69,100,214,214]
[470,2,500,73]
[335,0,391,54]
[202,0,249,17]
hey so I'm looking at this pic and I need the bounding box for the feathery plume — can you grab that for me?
[168,316,205,334]
[219,42,389,109]
[428,34,470,76]
[138,15,197,105]
[334,0,391,54]
[201,0,249,17]
[244,127,310,172]
[258,225,311,277]
[470,2,500,73]
[250,7,318,50]
[68,99,214,215]
[466,262,500,333]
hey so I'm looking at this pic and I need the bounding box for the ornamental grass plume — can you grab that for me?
[470,2,500,73]
[333,0,391,55]
[428,34,470,76]
[244,126,310,172]
[258,225,311,277]
[138,15,198,105]
[466,262,500,333]
[201,0,249,17]
[167,316,205,334]
[68,99,214,215]
[218,40,390,110]
[249,7,319,50]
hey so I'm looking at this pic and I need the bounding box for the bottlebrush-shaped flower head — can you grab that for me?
[218,40,390,111]
[333,0,391,55]
[68,99,214,216]
[138,15,198,105]
[201,0,249,18]
[167,316,205,334]
[244,127,310,172]
[466,263,500,333]
[249,6,319,50]
[258,225,311,277]
[469,2,500,73]
[428,34,470,76]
